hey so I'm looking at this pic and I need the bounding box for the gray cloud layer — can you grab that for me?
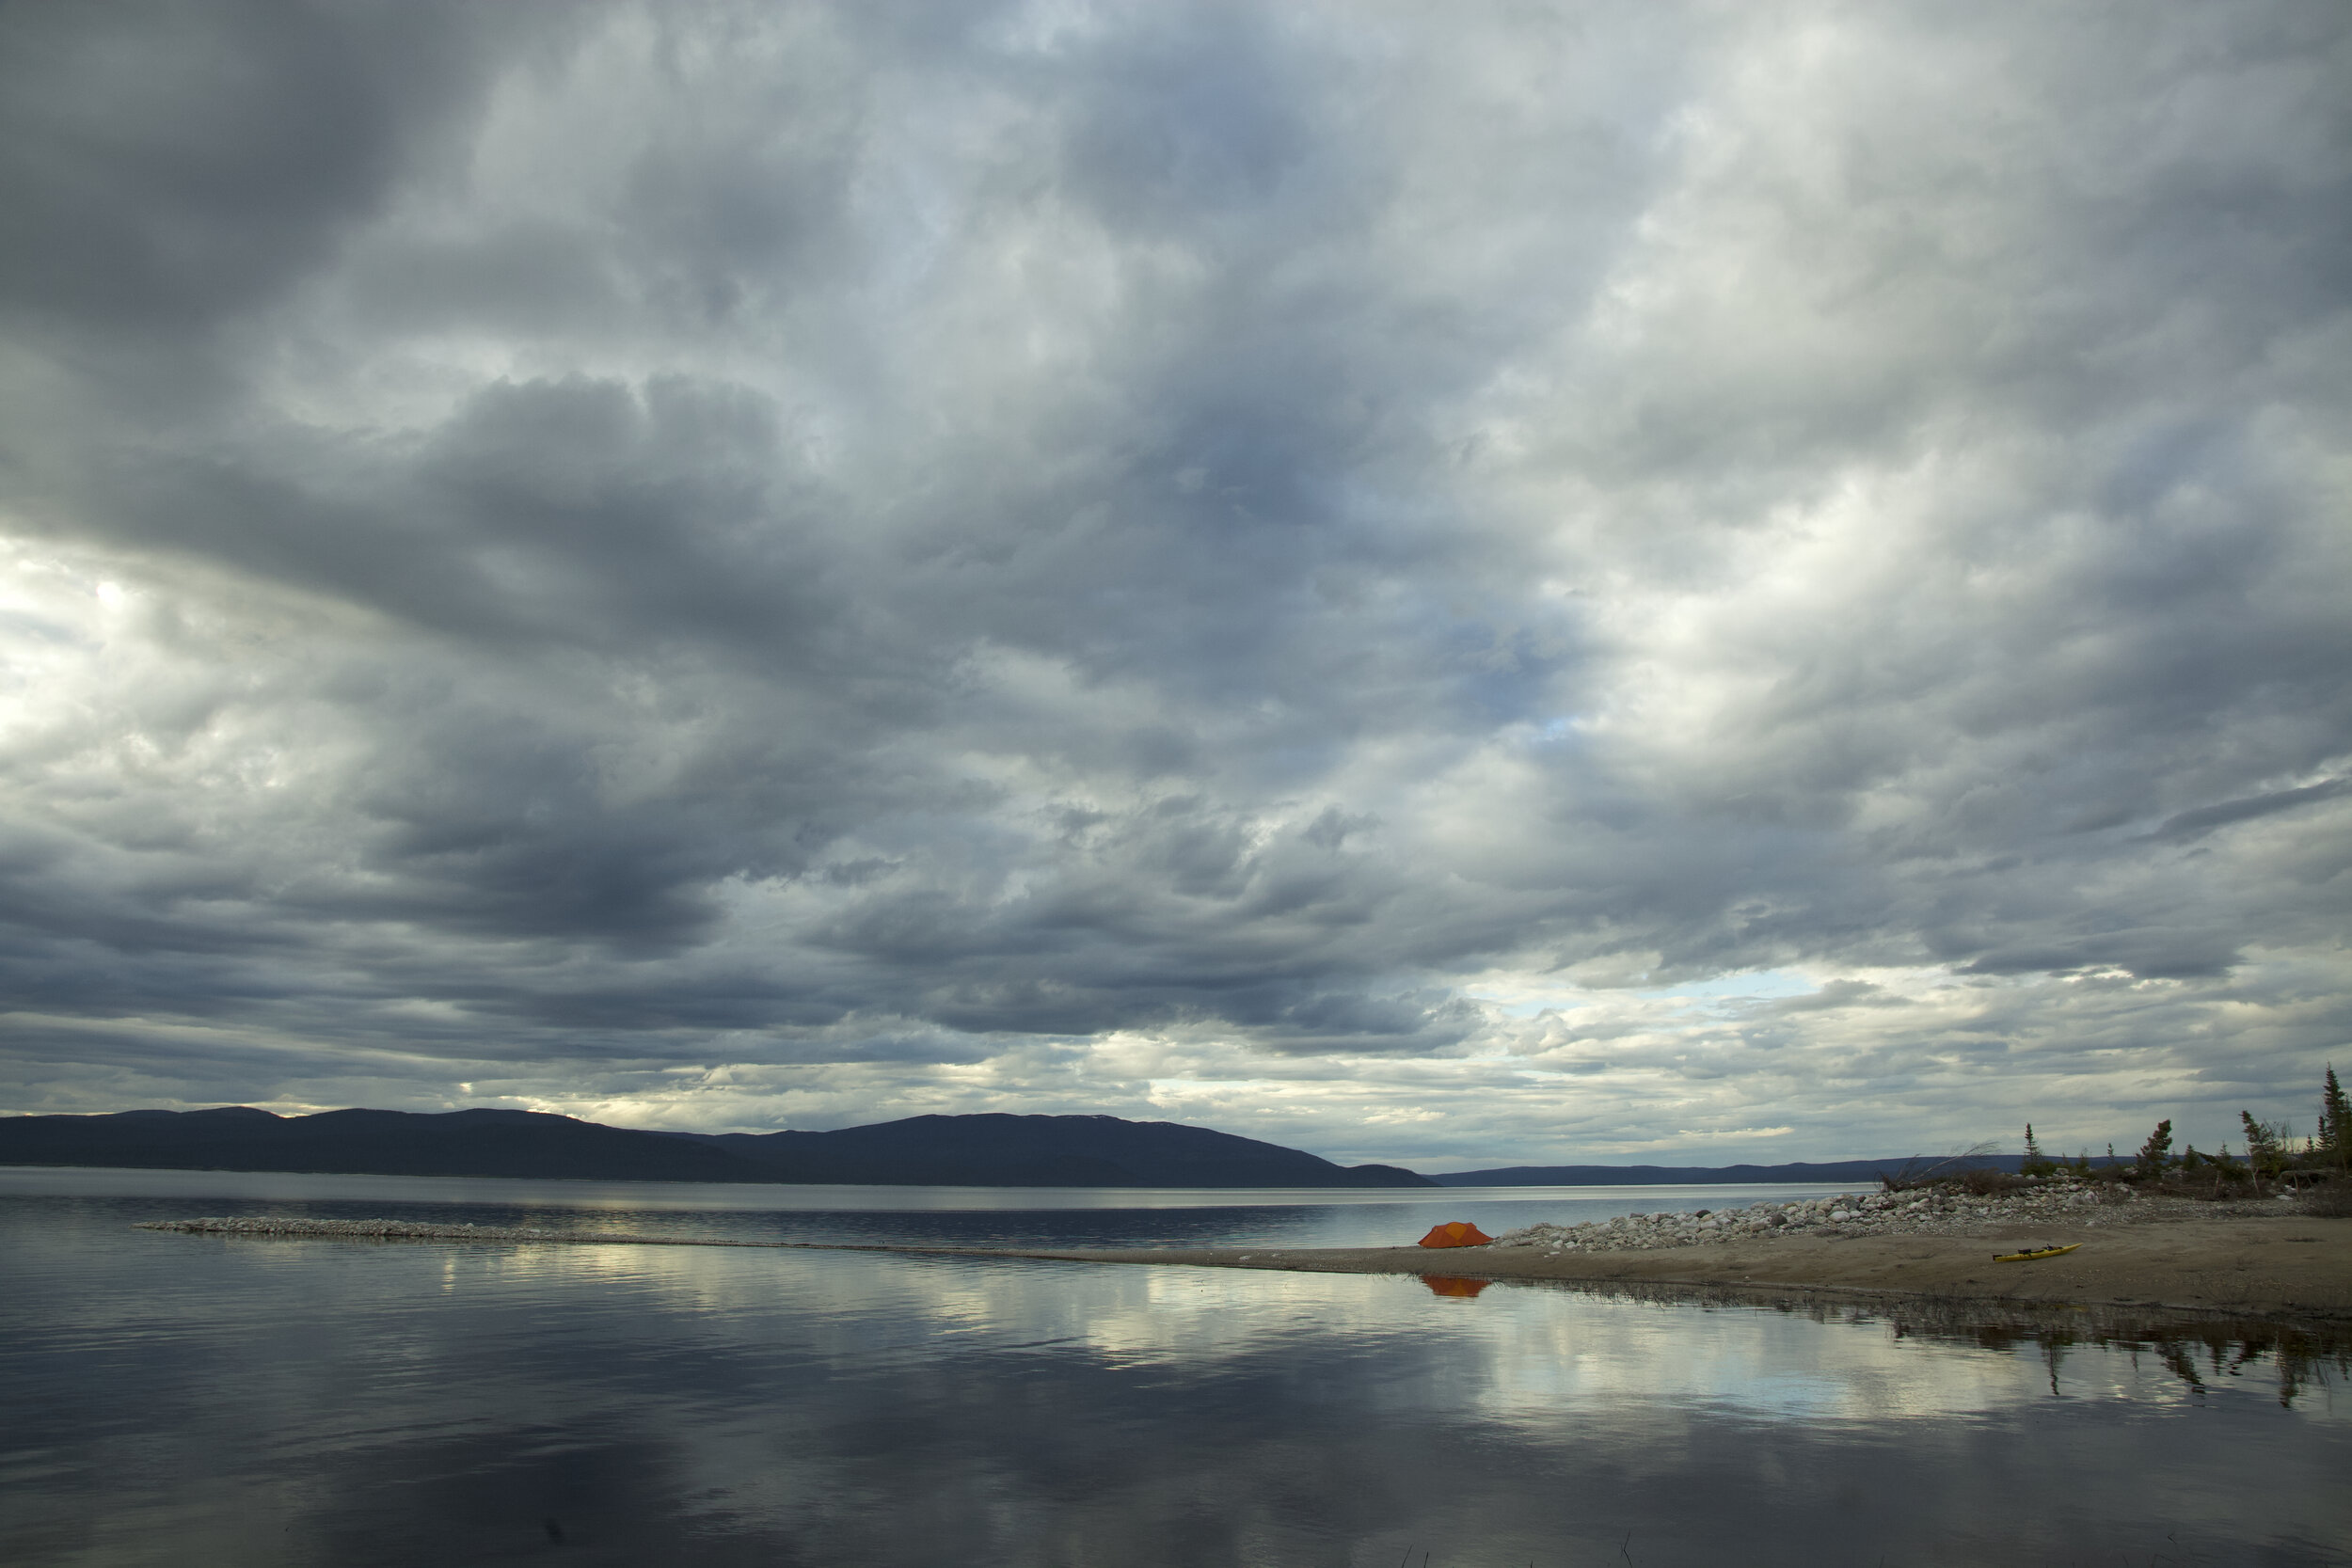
[2,0,2347,1165]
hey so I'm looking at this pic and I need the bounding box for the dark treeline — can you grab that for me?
[1979,1067,2352,1208]
[1429,1158,2061,1187]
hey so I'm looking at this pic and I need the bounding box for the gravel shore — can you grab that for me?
[138,1186,2352,1331]
[1483,1180,2286,1253]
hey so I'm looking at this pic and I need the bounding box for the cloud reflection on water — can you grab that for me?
[5,1186,2349,1566]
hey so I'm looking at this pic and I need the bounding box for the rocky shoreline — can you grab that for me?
[1486,1180,2288,1253]
[138,1192,2352,1332]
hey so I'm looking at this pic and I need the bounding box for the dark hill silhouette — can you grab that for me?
[0,1107,759,1182]
[0,1106,1435,1188]
[691,1113,1433,1188]
[1429,1157,2054,1185]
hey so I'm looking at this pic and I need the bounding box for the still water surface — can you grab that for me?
[4,1167,2347,1566]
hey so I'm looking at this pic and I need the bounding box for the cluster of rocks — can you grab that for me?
[1486,1180,2203,1255]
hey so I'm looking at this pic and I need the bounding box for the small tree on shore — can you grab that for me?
[2322,1067,2351,1172]
[2020,1124,2057,1179]
[2135,1119,2175,1180]
[2241,1111,2287,1181]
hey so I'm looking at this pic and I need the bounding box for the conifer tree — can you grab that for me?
[2020,1124,2055,1179]
[2241,1110,2286,1180]
[2135,1119,2174,1180]
[2323,1067,2351,1170]
[2211,1141,2245,1188]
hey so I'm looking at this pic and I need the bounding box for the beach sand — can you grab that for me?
[141,1207,2352,1331]
[989,1212,2352,1326]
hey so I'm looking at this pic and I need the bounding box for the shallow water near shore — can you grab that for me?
[5,1170,2349,1566]
[0,1163,1861,1246]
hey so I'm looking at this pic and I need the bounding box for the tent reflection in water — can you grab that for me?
[1417,1220,1493,1248]
[1419,1275,1492,1299]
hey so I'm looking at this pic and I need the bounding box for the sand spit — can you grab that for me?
[1002,1185,2352,1324]
[139,1192,2352,1332]
[1016,1216,2352,1324]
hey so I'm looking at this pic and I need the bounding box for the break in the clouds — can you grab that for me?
[2,0,2347,1167]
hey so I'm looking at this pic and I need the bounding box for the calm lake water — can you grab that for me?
[4,1167,2347,1567]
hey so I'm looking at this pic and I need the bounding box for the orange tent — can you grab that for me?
[1417,1220,1493,1248]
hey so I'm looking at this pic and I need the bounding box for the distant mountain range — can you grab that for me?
[0,1105,2050,1189]
[0,1107,1435,1188]
[1429,1157,2040,1185]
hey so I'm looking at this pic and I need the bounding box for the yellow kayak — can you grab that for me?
[1993,1243,2082,1262]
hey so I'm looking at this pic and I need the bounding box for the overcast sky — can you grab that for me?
[2,0,2347,1169]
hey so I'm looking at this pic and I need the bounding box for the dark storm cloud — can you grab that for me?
[0,0,2346,1160]
[0,1,497,330]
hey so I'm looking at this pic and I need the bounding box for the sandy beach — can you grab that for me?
[1000,1210,2352,1326]
[144,1199,2352,1331]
